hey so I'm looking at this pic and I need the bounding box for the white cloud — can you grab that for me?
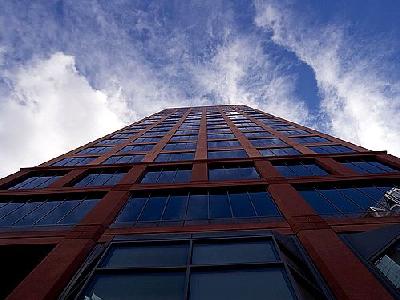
[191,37,310,124]
[255,1,400,156]
[0,52,126,177]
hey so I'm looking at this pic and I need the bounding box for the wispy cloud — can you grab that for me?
[255,1,400,156]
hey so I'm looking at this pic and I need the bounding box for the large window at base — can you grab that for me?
[64,232,331,300]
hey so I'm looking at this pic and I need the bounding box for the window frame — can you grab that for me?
[73,233,317,300]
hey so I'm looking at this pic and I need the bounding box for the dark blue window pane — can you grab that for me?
[299,190,339,215]
[120,144,154,152]
[0,202,41,226]
[192,240,277,265]
[36,200,80,225]
[260,148,299,157]
[318,189,362,215]
[78,147,110,155]
[244,132,272,138]
[106,173,126,185]
[59,199,99,224]
[209,166,259,181]
[102,243,189,267]
[175,169,191,182]
[360,186,391,202]
[209,192,231,218]
[139,196,168,221]
[208,140,241,148]
[103,155,143,164]
[249,192,281,217]
[155,152,194,162]
[83,272,185,300]
[163,195,188,221]
[343,160,397,174]
[14,201,61,226]
[9,175,61,190]
[341,188,380,209]
[275,163,327,177]
[157,170,176,183]
[115,197,147,223]
[171,135,197,141]
[53,157,94,166]
[187,194,208,220]
[208,134,235,140]
[74,172,125,187]
[250,138,285,147]
[229,192,255,218]
[294,136,329,144]
[164,142,196,151]
[310,145,354,154]
[208,150,248,159]
[190,268,295,300]
[141,171,161,183]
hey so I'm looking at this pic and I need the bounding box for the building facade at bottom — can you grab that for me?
[1,105,400,299]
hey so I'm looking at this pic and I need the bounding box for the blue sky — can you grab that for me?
[0,0,400,177]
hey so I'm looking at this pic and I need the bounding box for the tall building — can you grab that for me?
[1,105,400,300]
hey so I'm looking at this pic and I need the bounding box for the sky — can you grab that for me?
[0,0,400,177]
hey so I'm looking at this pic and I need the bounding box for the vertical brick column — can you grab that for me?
[219,108,261,158]
[192,107,208,181]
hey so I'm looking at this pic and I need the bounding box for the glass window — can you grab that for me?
[310,145,354,154]
[375,240,400,289]
[120,144,154,153]
[97,138,128,145]
[112,133,134,139]
[209,164,259,181]
[102,243,189,268]
[103,155,144,165]
[298,185,395,217]
[77,146,111,155]
[207,133,236,140]
[114,189,281,226]
[83,272,186,300]
[73,231,331,300]
[175,130,198,135]
[207,128,232,134]
[74,171,126,187]
[341,159,397,174]
[278,130,309,135]
[238,126,265,132]
[260,148,300,157]
[190,268,295,300]
[0,195,100,227]
[135,137,161,143]
[171,135,197,141]
[52,157,95,166]
[274,162,328,177]
[155,152,194,162]
[141,167,192,184]
[293,136,329,144]
[244,132,272,138]
[164,142,197,151]
[192,240,277,265]
[208,150,248,159]
[208,140,241,149]
[8,174,62,190]
[250,138,286,147]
